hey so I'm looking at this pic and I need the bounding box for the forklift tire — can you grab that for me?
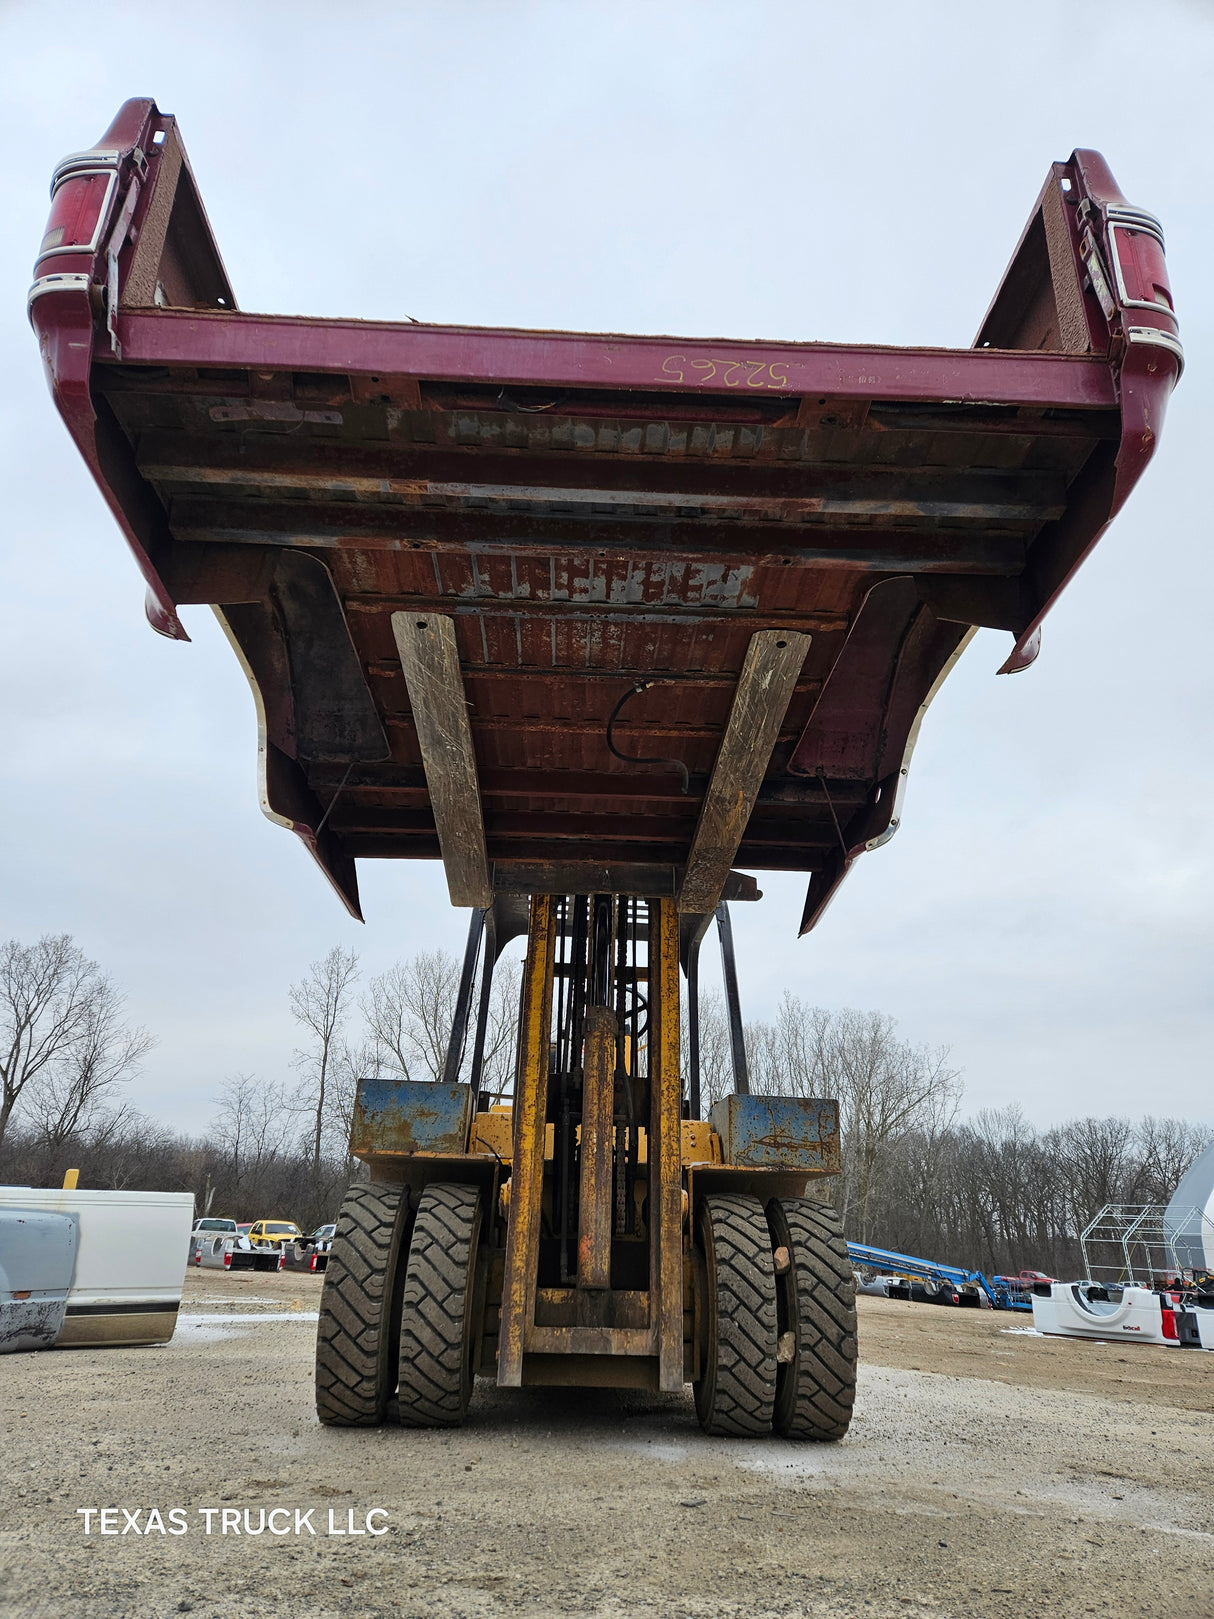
[694,1194,778,1437]
[766,1198,857,1441]
[396,1182,483,1427]
[315,1181,410,1427]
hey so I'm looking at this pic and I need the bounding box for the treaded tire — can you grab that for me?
[767,1197,857,1441]
[315,1181,410,1427]
[396,1182,483,1428]
[694,1193,778,1437]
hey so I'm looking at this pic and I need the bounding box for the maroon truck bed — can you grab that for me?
[30,100,1181,930]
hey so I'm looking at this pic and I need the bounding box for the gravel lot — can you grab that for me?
[1,1268,1211,1619]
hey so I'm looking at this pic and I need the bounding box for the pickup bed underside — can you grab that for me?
[31,102,1180,928]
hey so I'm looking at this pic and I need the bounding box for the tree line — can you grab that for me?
[698,990,1211,1275]
[1,933,1209,1275]
[0,935,518,1231]
[860,1107,1211,1279]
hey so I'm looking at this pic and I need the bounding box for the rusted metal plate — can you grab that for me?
[349,1078,473,1160]
[680,1121,720,1166]
[709,1095,841,1173]
[525,1324,655,1356]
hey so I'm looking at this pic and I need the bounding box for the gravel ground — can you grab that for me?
[1,1269,1212,1619]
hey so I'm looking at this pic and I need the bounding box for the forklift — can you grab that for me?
[317,892,855,1437]
[30,101,1179,1439]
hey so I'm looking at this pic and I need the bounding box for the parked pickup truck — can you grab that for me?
[187,1217,237,1265]
[246,1220,303,1251]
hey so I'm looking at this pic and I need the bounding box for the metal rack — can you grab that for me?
[1080,1203,1214,1285]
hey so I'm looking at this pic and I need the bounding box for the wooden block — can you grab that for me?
[679,631,811,914]
[391,611,491,908]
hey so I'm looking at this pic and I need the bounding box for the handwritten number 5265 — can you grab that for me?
[660,354,790,389]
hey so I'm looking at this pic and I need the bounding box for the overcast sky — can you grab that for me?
[1,1,1211,1135]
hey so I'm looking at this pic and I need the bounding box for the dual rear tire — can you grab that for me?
[694,1193,857,1441]
[317,1181,856,1440]
[316,1180,482,1429]
[396,1182,483,1426]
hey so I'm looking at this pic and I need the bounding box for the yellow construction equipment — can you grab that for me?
[317,894,856,1438]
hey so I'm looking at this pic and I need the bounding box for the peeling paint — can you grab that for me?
[710,1095,841,1172]
[349,1078,473,1160]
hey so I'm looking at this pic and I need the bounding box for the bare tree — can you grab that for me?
[682,990,961,1238]
[212,1073,293,1188]
[1055,1114,1136,1227]
[360,946,523,1102]
[290,946,360,1170]
[722,993,961,1239]
[744,993,833,1099]
[830,1009,962,1240]
[28,977,155,1157]
[474,954,524,1105]
[1134,1115,1214,1204]
[93,1111,178,1191]
[0,935,151,1148]
[683,989,736,1117]
[362,950,460,1083]
[327,1036,380,1165]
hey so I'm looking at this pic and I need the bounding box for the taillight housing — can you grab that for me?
[38,153,120,263]
[1107,207,1174,315]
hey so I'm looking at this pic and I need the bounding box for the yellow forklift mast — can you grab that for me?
[317,892,856,1439]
